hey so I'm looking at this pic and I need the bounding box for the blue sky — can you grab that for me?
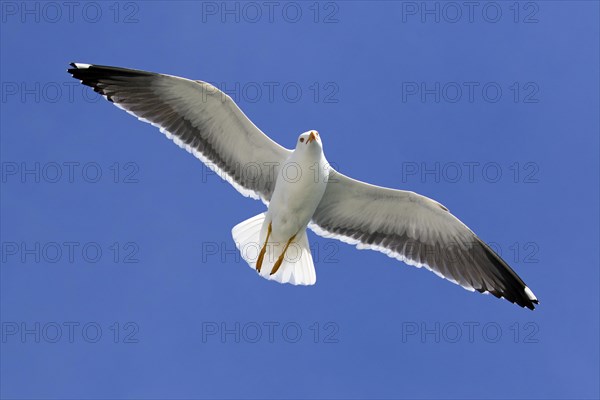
[1,1,599,399]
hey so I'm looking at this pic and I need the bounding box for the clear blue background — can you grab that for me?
[1,1,599,399]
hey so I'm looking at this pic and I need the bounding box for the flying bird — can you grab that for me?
[68,63,539,310]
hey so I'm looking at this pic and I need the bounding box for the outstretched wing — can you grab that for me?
[68,63,291,202]
[310,170,539,309]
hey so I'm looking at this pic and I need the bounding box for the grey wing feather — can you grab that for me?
[310,169,539,310]
[68,63,291,202]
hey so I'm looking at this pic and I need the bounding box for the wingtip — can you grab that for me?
[522,286,539,310]
[68,63,93,75]
[524,286,538,302]
[70,62,92,69]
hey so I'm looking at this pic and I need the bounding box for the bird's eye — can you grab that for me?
[300,138,304,143]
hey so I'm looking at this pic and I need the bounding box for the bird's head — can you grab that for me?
[295,130,322,152]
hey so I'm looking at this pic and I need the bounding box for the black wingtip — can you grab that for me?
[516,293,539,311]
[474,238,540,311]
[67,62,89,75]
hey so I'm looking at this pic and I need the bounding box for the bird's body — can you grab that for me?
[233,130,329,284]
[68,62,539,309]
[268,131,329,242]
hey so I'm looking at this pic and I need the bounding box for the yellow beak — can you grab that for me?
[306,131,318,144]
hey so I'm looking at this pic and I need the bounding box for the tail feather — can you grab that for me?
[232,213,316,286]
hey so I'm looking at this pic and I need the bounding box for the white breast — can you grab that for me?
[267,149,329,241]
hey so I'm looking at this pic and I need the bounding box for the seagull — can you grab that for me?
[68,63,539,310]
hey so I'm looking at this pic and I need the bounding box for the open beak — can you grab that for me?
[306,131,318,144]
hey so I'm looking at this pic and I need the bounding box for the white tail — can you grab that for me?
[231,213,316,285]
